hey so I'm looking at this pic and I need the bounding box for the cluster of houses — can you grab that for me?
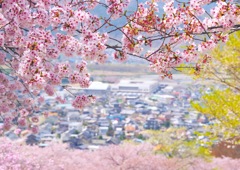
[3,75,211,149]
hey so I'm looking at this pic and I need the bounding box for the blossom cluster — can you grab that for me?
[125,0,239,76]
[72,95,96,109]
[0,138,240,170]
[106,0,130,19]
[0,0,239,132]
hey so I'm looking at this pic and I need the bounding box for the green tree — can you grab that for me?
[107,123,114,137]
[73,130,80,135]
[119,133,126,141]
[191,32,240,138]
[177,32,240,157]
[136,134,145,140]
[145,128,210,158]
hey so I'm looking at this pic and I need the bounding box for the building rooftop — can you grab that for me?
[87,82,109,90]
[117,79,157,88]
[71,82,109,90]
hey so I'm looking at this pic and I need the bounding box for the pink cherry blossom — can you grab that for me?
[44,84,55,96]
[0,139,240,170]
[0,0,239,131]
[14,128,21,135]
[31,116,39,123]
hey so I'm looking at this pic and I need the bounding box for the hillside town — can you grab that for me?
[1,74,213,150]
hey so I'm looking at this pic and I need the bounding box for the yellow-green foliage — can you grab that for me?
[191,31,240,139]
[203,31,240,90]
[177,31,240,87]
[192,89,240,128]
[145,128,211,158]
[192,89,240,138]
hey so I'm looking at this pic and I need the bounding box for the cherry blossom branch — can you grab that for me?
[0,19,13,29]
[95,14,113,33]
[61,85,76,97]
[208,24,240,30]
[146,38,166,59]
[210,67,240,92]
[126,52,150,61]
[107,22,134,44]
[106,44,121,49]
[188,12,210,38]
[72,0,108,8]
[108,37,122,44]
